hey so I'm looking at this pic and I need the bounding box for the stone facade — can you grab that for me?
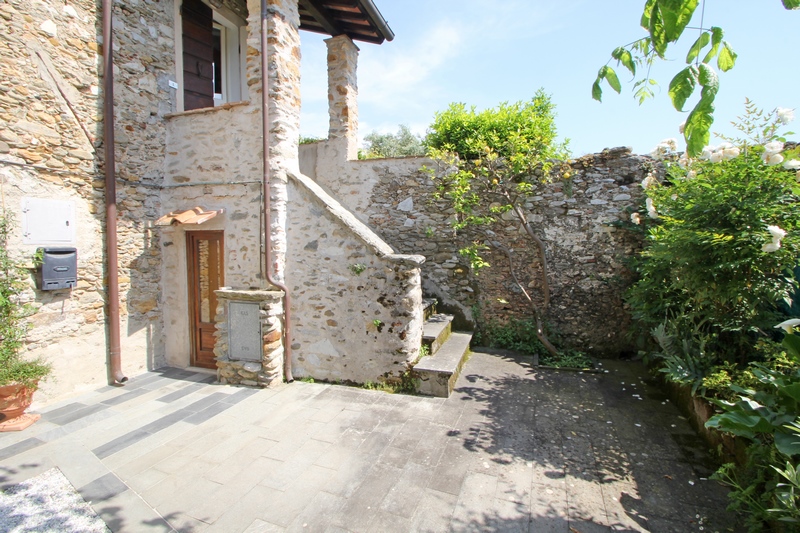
[3,0,430,402]
[302,146,657,356]
[286,171,425,384]
[0,0,172,403]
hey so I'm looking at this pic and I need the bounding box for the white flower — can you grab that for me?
[784,159,800,170]
[775,319,800,333]
[687,170,697,179]
[709,151,723,164]
[641,174,659,189]
[631,213,641,225]
[646,197,658,219]
[768,225,787,241]
[700,148,713,160]
[777,107,795,125]
[764,141,785,154]
[764,152,785,166]
[679,121,686,134]
[722,147,740,160]
[762,242,781,253]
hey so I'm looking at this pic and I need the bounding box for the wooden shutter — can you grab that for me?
[182,0,214,110]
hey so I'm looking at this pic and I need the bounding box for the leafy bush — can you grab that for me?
[360,125,425,159]
[426,91,564,162]
[628,147,800,364]
[0,212,49,387]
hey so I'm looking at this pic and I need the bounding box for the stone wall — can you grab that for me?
[305,146,656,356]
[0,0,173,403]
[287,171,425,384]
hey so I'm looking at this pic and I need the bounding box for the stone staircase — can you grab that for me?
[413,300,472,397]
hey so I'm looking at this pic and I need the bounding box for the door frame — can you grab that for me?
[186,230,224,368]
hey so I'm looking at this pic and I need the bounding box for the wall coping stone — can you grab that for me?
[290,170,426,267]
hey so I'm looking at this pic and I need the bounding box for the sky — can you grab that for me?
[298,1,800,157]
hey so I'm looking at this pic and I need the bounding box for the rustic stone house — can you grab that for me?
[2,0,437,404]
[2,0,649,405]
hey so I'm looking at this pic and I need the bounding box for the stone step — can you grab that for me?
[422,313,453,356]
[422,298,438,321]
[414,331,472,398]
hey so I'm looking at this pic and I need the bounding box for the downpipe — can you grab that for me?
[102,0,127,385]
[260,0,293,383]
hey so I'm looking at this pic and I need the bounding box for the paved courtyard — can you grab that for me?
[0,350,738,532]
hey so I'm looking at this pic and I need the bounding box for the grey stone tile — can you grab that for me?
[286,491,346,533]
[379,461,432,518]
[155,382,204,403]
[91,486,173,533]
[0,437,44,461]
[46,403,111,426]
[220,387,260,404]
[451,471,500,529]
[183,400,235,425]
[101,387,152,406]
[408,488,458,533]
[92,429,151,459]
[78,472,130,503]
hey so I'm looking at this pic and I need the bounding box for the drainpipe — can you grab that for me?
[102,0,127,385]
[260,0,293,383]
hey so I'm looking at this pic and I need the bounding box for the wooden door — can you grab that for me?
[187,231,224,369]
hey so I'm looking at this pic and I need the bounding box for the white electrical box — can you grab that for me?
[21,198,76,246]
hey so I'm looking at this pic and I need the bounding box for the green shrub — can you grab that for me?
[0,212,50,387]
[360,125,425,159]
[425,91,564,163]
[628,148,800,364]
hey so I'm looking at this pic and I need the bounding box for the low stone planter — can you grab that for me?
[665,381,747,464]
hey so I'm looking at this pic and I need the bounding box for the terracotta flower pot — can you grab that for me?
[0,383,41,432]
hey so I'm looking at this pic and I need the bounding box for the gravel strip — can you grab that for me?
[0,468,109,532]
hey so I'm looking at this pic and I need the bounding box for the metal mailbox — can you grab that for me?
[39,247,77,290]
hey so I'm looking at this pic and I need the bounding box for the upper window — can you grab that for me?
[179,0,247,111]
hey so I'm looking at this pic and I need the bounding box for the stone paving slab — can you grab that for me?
[0,351,741,532]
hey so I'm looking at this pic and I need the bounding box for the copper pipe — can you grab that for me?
[102,0,127,385]
[261,0,293,382]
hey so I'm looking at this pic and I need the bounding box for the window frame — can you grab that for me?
[175,0,248,112]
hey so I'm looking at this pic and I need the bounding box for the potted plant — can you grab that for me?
[0,211,50,431]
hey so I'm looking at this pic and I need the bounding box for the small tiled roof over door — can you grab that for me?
[298,0,394,44]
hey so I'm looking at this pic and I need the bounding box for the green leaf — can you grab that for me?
[783,334,800,361]
[669,65,698,111]
[718,41,737,71]
[781,386,800,409]
[592,79,603,102]
[697,63,719,90]
[648,4,669,57]
[612,47,636,76]
[658,0,700,42]
[686,32,710,64]
[603,66,622,94]
[775,431,800,456]
[783,0,800,9]
[640,0,657,29]
[702,27,724,63]
[706,411,770,438]
[684,95,715,157]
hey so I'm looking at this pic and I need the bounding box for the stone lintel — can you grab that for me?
[215,288,284,301]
